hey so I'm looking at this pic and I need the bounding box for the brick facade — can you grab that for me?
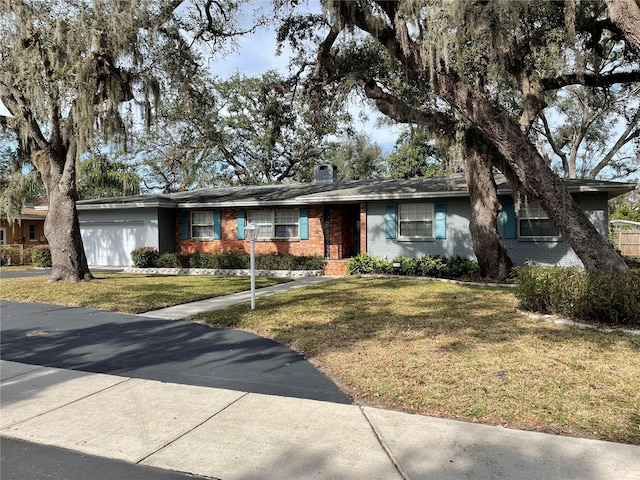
[177,206,326,257]
[175,203,367,266]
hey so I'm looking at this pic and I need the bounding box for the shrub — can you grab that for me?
[1,246,25,266]
[31,246,52,267]
[155,252,182,268]
[514,266,640,327]
[255,253,324,271]
[131,247,159,268]
[347,253,392,274]
[348,253,481,280]
[443,255,481,280]
[624,256,640,271]
[416,255,449,277]
[216,251,249,269]
[142,251,323,271]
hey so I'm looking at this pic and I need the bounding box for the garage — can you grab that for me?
[76,202,176,267]
[80,221,145,266]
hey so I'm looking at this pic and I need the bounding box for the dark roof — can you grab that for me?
[76,173,636,210]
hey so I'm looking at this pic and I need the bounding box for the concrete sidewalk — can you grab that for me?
[140,275,336,320]
[2,360,638,480]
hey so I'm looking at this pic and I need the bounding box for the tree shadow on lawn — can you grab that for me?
[204,277,640,357]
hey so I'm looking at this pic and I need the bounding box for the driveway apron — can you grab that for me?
[0,300,350,404]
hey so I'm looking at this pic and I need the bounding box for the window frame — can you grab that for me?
[190,211,215,240]
[29,224,37,241]
[517,201,561,239]
[0,227,5,245]
[247,209,300,240]
[397,202,435,240]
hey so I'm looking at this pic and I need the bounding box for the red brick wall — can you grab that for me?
[326,206,343,260]
[176,206,326,257]
[360,202,367,254]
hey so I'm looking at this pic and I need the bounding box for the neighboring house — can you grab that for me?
[76,166,636,271]
[0,205,48,246]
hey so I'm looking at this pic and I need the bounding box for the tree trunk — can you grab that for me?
[38,151,93,282]
[338,5,628,274]
[606,0,640,55]
[465,152,514,280]
[437,78,628,274]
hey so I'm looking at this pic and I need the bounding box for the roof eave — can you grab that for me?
[76,201,175,210]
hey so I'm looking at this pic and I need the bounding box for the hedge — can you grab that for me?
[514,266,640,327]
[347,253,480,280]
[142,250,324,271]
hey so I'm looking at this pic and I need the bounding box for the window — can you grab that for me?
[29,224,37,241]
[518,202,559,238]
[191,212,214,239]
[247,209,300,239]
[398,203,434,239]
[0,228,5,245]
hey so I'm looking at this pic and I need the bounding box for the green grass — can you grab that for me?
[193,277,640,444]
[0,273,288,313]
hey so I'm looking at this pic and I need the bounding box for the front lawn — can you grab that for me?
[193,277,640,444]
[0,273,288,314]
[0,265,37,272]
[2,273,637,443]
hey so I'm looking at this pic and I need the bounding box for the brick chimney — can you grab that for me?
[314,164,338,184]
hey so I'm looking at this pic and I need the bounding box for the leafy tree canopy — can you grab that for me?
[325,132,387,181]
[387,128,449,179]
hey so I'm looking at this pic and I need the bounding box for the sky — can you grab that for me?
[204,3,405,154]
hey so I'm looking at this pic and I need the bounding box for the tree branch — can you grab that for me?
[539,71,640,91]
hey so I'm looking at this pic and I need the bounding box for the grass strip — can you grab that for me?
[0,273,288,314]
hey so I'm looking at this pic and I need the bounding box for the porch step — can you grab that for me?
[324,260,349,276]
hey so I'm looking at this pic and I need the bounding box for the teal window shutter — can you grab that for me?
[299,209,309,240]
[501,199,517,239]
[237,210,245,240]
[214,211,221,240]
[181,212,189,239]
[385,204,397,239]
[434,202,446,239]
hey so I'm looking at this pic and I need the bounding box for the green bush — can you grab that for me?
[348,253,480,280]
[31,246,52,267]
[624,256,640,271]
[255,253,324,271]
[416,255,448,277]
[347,253,392,274]
[148,251,323,271]
[216,251,249,269]
[155,252,182,268]
[131,247,159,268]
[444,255,481,280]
[514,266,640,326]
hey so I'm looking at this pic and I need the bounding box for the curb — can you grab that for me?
[123,267,323,278]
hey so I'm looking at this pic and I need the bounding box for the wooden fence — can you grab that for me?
[614,230,640,257]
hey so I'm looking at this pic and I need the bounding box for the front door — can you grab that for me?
[323,204,361,260]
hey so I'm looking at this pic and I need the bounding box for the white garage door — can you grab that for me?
[81,222,145,266]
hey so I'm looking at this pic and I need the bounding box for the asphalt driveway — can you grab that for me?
[0,300,351,403]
